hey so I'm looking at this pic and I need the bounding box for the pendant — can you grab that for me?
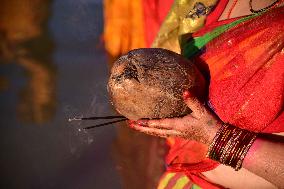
[186,2,213,19]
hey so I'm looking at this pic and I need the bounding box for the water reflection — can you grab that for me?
[0,0,56,124]
[112,124,166,189]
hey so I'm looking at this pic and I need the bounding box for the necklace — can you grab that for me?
[249,0,280,13]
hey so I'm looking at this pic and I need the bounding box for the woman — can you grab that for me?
[128,0,284,188]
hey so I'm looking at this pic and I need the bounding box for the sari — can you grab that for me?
[155,1,284,188]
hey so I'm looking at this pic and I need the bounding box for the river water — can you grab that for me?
[0,1,165,189]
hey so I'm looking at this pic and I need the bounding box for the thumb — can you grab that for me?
[183,90,206,119]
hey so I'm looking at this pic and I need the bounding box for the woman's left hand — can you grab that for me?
[128,91,222,146]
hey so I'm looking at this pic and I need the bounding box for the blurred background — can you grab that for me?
[0,0,174,188]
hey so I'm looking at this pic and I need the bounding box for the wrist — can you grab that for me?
[205,119,222,147]
[206,123,257,171]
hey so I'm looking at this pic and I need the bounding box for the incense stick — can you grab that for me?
[68,115,126,122]
[83,118,128,130]
[68,115,128,130]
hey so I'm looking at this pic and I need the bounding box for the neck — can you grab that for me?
[218,0,283,21]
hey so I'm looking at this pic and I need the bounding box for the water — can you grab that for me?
[0,1,164,188]
[0,1,121,188]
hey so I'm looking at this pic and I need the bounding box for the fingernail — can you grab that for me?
[137,119,148,126]
[183,90,192,100]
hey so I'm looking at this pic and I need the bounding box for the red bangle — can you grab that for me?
[207,124,257,171]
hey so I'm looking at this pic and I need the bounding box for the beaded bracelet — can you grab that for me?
[206,124,257,171]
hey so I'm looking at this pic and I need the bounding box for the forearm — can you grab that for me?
[206,123,284,188]
[242,134,284,188]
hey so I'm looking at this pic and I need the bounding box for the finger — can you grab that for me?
[183,90,206,119]
[131,123,182,138]
[136,118,181,130]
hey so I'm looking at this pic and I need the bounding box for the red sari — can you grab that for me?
[166,6,284,189]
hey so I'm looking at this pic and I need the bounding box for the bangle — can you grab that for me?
[206,124,257,171]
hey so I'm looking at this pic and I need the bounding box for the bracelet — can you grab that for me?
[206,124,257,171]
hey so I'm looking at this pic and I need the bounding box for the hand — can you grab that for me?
[128,91,222,146]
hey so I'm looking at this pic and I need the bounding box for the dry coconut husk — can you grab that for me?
[108,48,202,120]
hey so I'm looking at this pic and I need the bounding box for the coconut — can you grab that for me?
[108,48,202,120]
